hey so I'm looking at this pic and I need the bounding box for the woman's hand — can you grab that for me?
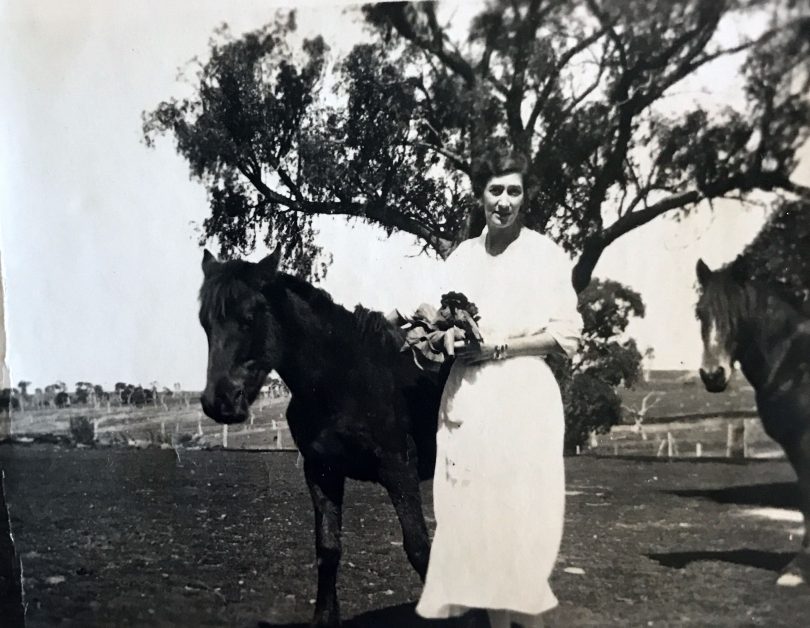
[454,340,500,364]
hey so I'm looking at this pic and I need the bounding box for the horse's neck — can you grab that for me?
[738,290,808,392]
[272,285,353,398]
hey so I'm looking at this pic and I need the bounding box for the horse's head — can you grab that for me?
[695,258,749,393]
[198,248,283,424]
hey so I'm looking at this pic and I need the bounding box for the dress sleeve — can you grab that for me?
[433,240,471,300]
[543,245,582,358]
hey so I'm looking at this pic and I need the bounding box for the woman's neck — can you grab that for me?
[485,221,522,256]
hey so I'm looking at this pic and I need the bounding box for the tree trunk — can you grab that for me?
[572,239,605,293]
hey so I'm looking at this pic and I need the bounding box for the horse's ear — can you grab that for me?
[255,247,282,280]
[202,249,218,275]
[696,258,712,286]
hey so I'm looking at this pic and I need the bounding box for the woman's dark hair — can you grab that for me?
[470,148,529,197]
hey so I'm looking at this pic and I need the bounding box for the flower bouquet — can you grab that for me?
[394,292,484,371]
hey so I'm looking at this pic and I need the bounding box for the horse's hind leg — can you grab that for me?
[304,460,346,627]
[780,431,810,586]
[379,446,431,580]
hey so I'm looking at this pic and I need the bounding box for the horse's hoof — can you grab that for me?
[777,572,805,587]
[311,611,340,627]
[778,553,810,587]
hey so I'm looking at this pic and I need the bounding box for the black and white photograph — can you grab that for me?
[1,0,809,626]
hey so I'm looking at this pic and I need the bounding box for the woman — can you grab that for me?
[415,149,582,628]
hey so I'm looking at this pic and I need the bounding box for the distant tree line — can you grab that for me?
[0,375,291,413]
[0,381,190,411]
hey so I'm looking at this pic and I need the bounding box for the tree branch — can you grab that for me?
[525,27,607,139]
[571,172,810,291]
[277,166,304,201]
[238,160,454,256]
[604,172,807,247]
[413,141,471,174]
[377,2,477,87]
[505,0,545,149]
[585,0,628,71]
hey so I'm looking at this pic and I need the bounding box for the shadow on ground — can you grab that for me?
[648,548,794,572]
[668,481,798,509]
[257,602,483,628]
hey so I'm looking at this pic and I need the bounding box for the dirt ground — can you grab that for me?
[1,445,809,627]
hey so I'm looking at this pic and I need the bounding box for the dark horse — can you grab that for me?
[198,248,446,626]
[696,258,810,585]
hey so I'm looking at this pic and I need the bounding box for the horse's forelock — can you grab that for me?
[199,260,261,323]
[698,268,753,347]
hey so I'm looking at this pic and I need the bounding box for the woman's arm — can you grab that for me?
[456,237,583,365]
[454,331,567,364]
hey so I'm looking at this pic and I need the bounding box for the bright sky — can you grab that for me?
[0,0,805,391]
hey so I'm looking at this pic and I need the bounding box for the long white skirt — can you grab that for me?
[416,356,566,618]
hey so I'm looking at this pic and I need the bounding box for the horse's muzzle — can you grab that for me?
[700,366,728,393]
[200,389,249,424]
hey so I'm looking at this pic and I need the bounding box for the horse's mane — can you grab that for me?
[275,274,405,359]
[699,265,809,341]
[201,265,405,361]
[763,282,810,318]
[351,305,407,357]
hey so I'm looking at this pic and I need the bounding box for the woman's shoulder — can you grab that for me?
[521,228,570,260]
[447,234,483,259]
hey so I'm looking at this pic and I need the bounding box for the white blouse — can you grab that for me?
[437,226,581,357]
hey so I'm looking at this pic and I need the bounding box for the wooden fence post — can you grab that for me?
[0,408,9,440]
[726,421,746,458]
[222,424,228,448]
[743,419,751,458]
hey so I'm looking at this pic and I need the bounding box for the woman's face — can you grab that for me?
[482,172,524,231]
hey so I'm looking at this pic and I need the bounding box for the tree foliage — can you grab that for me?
[738,199,810,308]
[145,0,810,288]
[550,278,645,451]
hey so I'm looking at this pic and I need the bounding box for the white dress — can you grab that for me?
[416,227,582,618]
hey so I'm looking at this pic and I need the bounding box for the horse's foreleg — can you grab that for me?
[779,431,810,586]
[304,460,346,627]
[379,449,431,580]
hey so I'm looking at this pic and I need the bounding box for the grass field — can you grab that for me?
[7,397,294,450]
[5,370,767,460]
[2,446,808,627]
[619,370,757,422]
